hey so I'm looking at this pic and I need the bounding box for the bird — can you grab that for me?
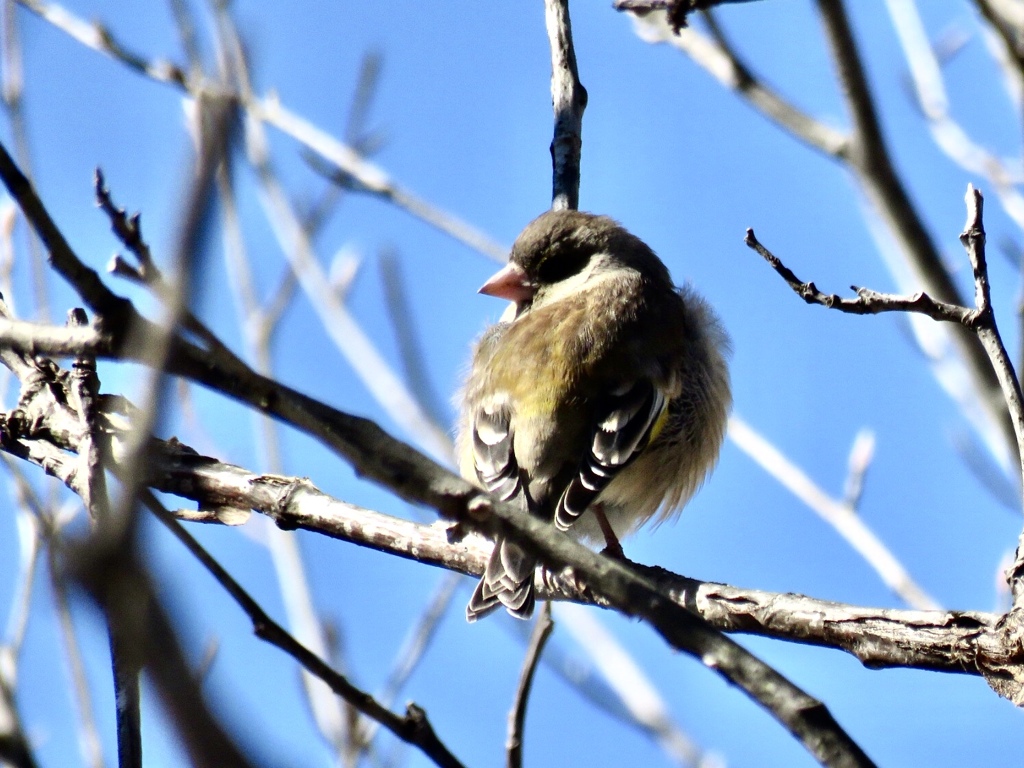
[458,209,731,621]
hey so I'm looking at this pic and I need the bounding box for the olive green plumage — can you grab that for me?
[458,210,731,621]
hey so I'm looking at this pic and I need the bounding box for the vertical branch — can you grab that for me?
[74,546,263,768]
[69,299,138,766]
[506,604,554,768]
[959,187,1024,619]
[545,0,587,211]
[959,187,1024,492]
[953,185,1024,704]
[107,629,142,768]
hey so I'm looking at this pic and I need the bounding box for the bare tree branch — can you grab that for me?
[626,12,849,157]
[506,604,554,768]
[144,493,467,768]
[13,0,508,262]
[623,0,1021,468]
[0,281,874,768]
[545,0,587,211]
[744,228,977,325]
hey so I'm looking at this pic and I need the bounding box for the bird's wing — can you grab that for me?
[467,400,536,621]
[470,401,522,503]
[553,379,667,531]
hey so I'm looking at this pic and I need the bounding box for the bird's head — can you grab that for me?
[479,210,671,315]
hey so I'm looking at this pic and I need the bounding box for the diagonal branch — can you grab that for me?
[13,0,508,262]
[137,438,1000,675]
[728,415,940,611]
[626,11,849,157]
[143,493,466,768]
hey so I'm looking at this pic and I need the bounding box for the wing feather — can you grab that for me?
[554,380,666,531]
[466,401,537,621]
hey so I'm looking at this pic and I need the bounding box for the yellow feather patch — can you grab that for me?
[648,398,671,444]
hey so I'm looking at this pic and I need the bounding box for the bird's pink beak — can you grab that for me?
[478,262,535,303]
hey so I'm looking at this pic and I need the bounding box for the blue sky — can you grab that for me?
[2,1,1023,766]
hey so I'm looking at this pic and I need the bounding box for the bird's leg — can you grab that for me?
[593,504,625,559]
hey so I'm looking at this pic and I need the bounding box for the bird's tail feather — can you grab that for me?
[466,538,536,622]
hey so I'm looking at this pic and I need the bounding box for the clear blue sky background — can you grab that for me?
[2,1,1023,766]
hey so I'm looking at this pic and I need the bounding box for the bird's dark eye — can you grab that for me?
[536,246,589,284]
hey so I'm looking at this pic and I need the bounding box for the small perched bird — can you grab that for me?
[458,210,731,621]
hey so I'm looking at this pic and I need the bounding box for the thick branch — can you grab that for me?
[0,362,1009,682]
[746,185,1024,704]
[136,439,1003,676]
[1,320,872,765]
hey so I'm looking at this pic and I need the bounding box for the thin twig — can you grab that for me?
[379,573,461,711]
[14,0,507,260]
[49,544,105,768]
[554,603,719,767]
[506,604,554,768]
[378,249,450,429]
[626,0,1019,466]
[0,483,42,767]
[744,183,1024,701]
[167,0,203,78]
[813,0,1019,464]
[0,139,132,321]
[744,228,977,325]
[843,428,875,511]
[108,625,142,768]
[70,539,263,767]
[959,186,1024,487]
[954,187,1024,626]
[144,493,467,768]
[3,506,39,655]
[366,573,461,758]
[242,112,454,460]
[973,0,1024,98]
[210,15,454,463]
[0,671,39,768]
[886,0,1024,231]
